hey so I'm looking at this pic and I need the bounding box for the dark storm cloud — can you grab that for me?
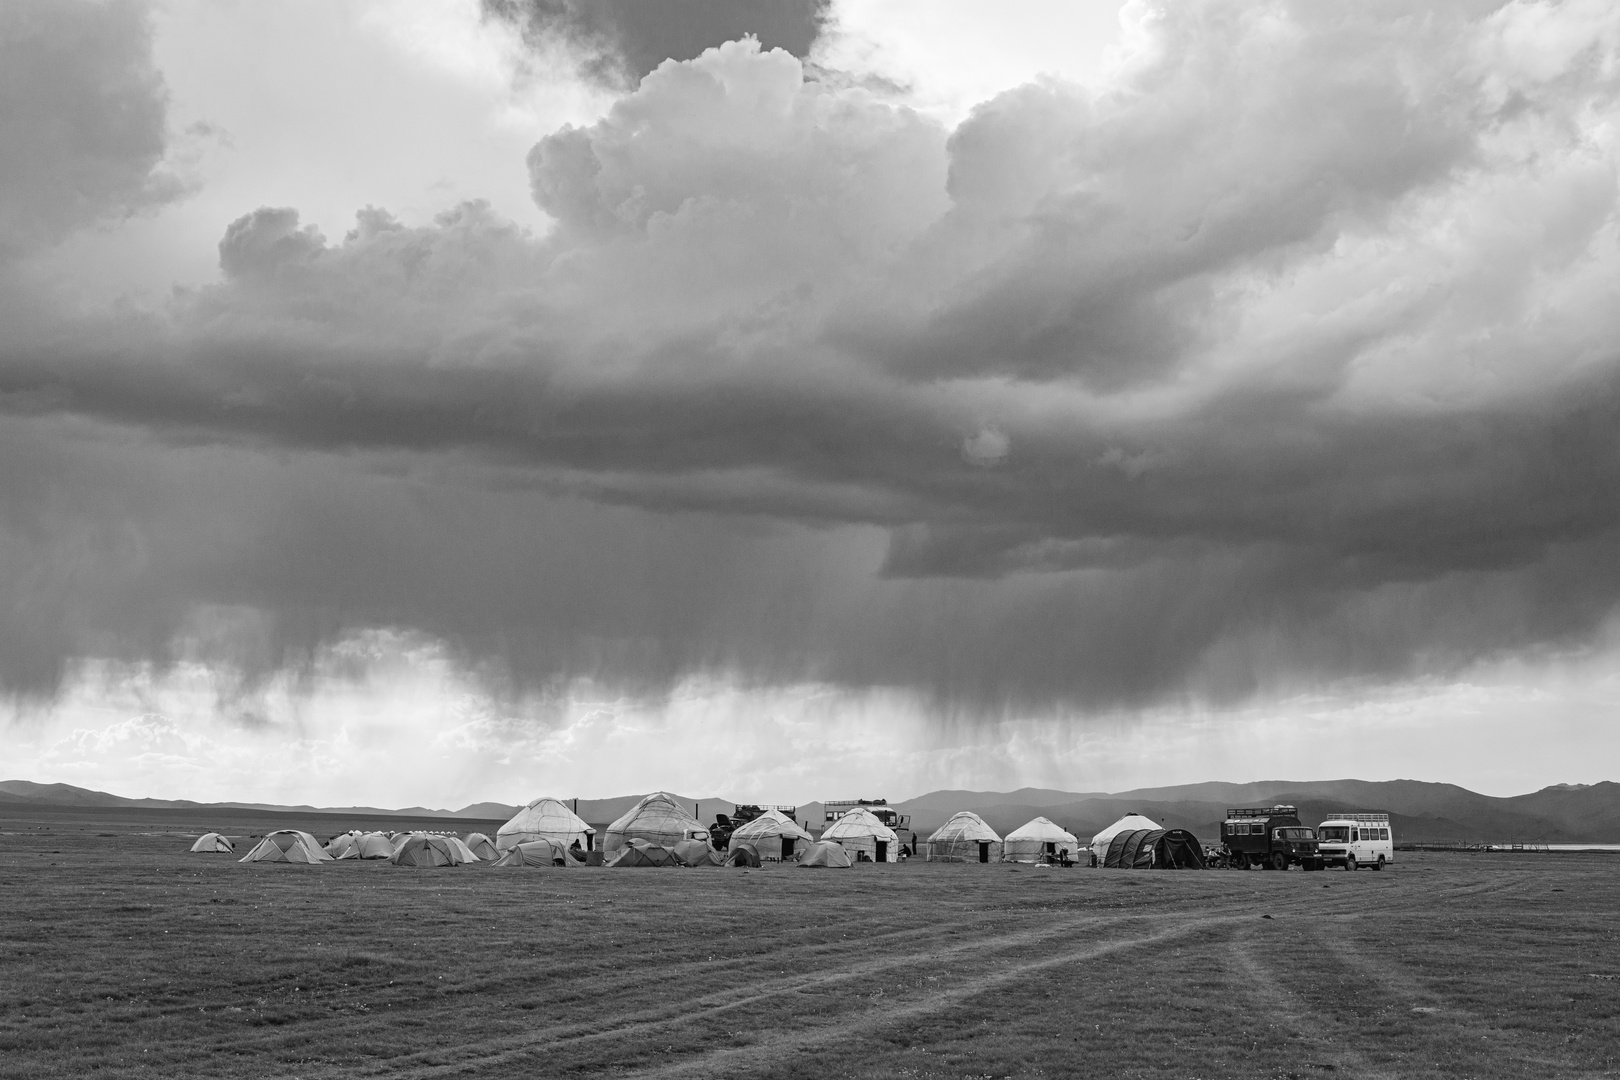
[6,3,1620,712]
[483,0,829,89]
[0,0,180,261]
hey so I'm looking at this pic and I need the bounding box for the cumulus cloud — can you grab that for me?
[0,0,182,261]
[5,3,1620,722]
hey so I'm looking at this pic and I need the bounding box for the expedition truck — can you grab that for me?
[1220,805,1324,870]
[1316,812,1393,870]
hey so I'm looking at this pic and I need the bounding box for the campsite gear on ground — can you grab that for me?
[1219,806,1323,870]
[820,806,900,862]
[1316,812,1394,870]
[726,809,812,862]
[1100,828,1207,869]
[797,840,853,868]
[390,833,475,867]
[1002,817,1081,864]
[603,792,709,855]
[190,832,234,853]
[239,830,332,864]
[926,811,1002,862]
[496,797,596,853]
[492,839,572,867]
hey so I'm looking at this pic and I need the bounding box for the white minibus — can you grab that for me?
[1316,812,1394,870]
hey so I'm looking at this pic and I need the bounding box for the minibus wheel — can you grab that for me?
[1374,855,1385,870]
[1345,853,1358,871]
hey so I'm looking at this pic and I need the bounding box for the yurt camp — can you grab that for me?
[1002,817,1081,864]
[239,830,331,864]
[496,797,597,852]
[926,811,1002,862]
[726,810,812,862]
[820,806,899,862]
[1089,813,1162,865]
[390,833,475,867]
[189,832,234,853]
[602,792,708,856]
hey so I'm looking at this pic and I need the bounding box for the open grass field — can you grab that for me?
[3,807,1619,1078]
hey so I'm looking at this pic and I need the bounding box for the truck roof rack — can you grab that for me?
[1225,805,1297,818]
[1323,812,1389,823]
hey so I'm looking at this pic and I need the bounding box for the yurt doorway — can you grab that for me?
[781,837,796,860]
[978,841,991,863]
[875,840,888,861]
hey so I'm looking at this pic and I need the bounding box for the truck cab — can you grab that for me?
[1220,805,1324,870]
[1316,813,1393,870]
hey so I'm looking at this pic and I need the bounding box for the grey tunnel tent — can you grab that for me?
[1101,829,1206,869]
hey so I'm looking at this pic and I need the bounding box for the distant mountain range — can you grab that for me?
[6,778,1619,843]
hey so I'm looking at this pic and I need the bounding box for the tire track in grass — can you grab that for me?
[620,913,1257,1079]
[367,909,1249,1079]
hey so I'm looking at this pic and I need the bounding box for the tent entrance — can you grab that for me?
[978,841,990,863]
[875,840,888,862]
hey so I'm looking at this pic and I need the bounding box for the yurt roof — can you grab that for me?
[927,810,1002,844]
[730,809,813,842]
[1005,817,1080,844]
[821,806,898,841]
[498,797,596,838]
[607,791,703,834]
[1090,813,1163,846]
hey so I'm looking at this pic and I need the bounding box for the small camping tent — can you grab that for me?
[926,811,1003,863]
[463,832,499,860]
[1102,828,1206,869]
[727,810,813,862]
[672,838,717,867]
[323,832,364,859]
[798,840,853,868]
[354,832,394,859]
[496,797,597,853]
[724,843,761,867]
[1002,817,1081,864]
[492,839,571,867]
[603,792,708,855]
[1089,813,1163,865]
[189,832,234,853]
[239,830,331,864]
[390,833,473,867]
[606,839,678,867]
[820,807,899,862]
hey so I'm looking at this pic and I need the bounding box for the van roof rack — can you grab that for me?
[1324,812,1389,822]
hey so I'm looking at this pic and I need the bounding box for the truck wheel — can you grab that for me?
[1271,851,1288,872]
[1235,852,1250,870]
[1345,854,1357,872]
[1375,855,1385,871]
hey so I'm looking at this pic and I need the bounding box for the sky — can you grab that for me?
[4,0,1620,809]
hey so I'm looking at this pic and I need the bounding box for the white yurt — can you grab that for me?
[239,830,332,864]
[1089,813,1163,865]
[1002,817,1081,863]
[728,810,813,862]
[496,797,597,853]
[926,811,1003,862]
[189,832,234,853]
[820,806,899,863]
[603,792,708,856]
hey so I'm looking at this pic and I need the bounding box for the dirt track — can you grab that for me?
[2,809,1618,1078]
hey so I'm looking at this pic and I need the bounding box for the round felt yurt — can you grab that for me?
[496,797,597,853]
[1001,817,1081,864]
[925,811,1003,863]
[602,792,708,856]
[820,807,899,863]
[727,810,813,862]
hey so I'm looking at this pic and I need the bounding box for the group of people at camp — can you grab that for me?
[190,794,1203,871]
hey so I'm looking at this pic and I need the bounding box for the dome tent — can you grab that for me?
[926,811,1002,863]
[820,807,899,863]
[492,839,572,867]
[724,844,761,867]
[672,838,718,866]
[1102,828,1206,869]
[239,831,331,864]
[463,833,499,860]
[603,792,708,855]
[391,833,475,867]
[607,839,679,867]
[323,831,365,859]
[353,832,395,859]
[728,810,813,862]
[798,840,853,868]
[190,832,234,853]
[1089,813,1162,865]
[496,797,597,853]
[1002,817,1081,864]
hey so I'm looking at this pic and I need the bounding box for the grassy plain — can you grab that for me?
[2,806,1619,1079]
